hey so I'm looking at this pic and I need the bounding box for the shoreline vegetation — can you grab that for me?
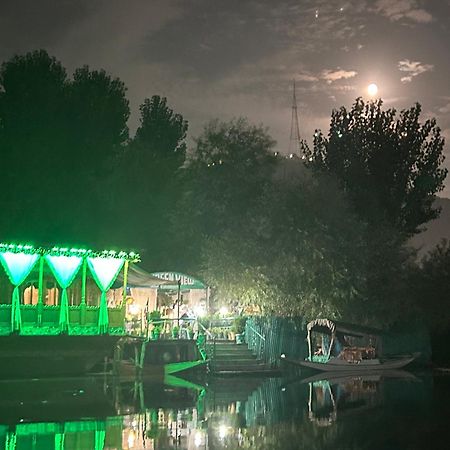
[1,50,450,363]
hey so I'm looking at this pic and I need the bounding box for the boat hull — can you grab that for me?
[0,335,120,379]
[286,356,415,372]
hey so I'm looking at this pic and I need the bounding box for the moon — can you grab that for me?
[368,83,378,97]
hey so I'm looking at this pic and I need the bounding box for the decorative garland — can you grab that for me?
[0,242,140,261]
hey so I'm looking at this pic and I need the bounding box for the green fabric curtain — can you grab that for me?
[87,257,125,334]
[0,251,39,332]
[54,433,65,450]
[5,431,17,450]
[45,255,83,333]
[94,429,106,450]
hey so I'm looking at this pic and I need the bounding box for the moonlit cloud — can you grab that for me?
[398,59,434,83]
[439,102,450,115]
[321,69,358,84]
[374,0,433,23]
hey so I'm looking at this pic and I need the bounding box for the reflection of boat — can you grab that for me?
[0,376,116,425]
[286,318,417,372]
[305,370,411,426]
[301,369,419,385]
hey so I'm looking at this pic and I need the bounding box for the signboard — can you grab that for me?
[151,271,206,291]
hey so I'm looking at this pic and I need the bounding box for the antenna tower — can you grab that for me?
[288,80,302,156]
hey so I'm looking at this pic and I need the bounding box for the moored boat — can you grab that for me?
[283,318,417,372]
[0,242,138,378]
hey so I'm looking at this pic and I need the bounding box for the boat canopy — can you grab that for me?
[306,318,382,338]
[306,318,383,362]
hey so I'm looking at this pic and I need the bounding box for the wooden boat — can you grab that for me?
[284,318,417,372]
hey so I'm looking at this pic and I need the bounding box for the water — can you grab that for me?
[0,370,449,449]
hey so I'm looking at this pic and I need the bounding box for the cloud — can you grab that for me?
[321,68,357,83]
[374,0,433,23]
[439,103,450,115]
[398,59,433,83]
[296,73,319,82]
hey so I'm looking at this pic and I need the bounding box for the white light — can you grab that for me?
[218,424,228,439]
[194,431,204,447]
[194,305,207,318]
[281,353,286,358]
[368,83,378,97]
[128,430,136,448]
[129,303,140,315]
[219,306,229,316]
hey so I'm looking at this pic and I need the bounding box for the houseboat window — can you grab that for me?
[23,283,39,305]
[86,280,101,306]
[45,287,60,305]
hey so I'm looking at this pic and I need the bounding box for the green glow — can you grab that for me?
[45,255,83,286]
[0,242,140,261]
[164,359,206,375]
[87,257,125,333]
[5,431,16,450]
[87,257,125,291]
[0,242,137,336]
[0,251,39,332]
[95,430,106,450]
[55,433,65,450]
[45,255,83,332]
[0,251,39,285]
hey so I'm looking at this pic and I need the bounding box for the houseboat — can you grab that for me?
[0,242,138,378]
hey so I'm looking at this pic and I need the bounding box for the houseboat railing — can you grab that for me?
[245,320,266,361]
[197,321,215,362]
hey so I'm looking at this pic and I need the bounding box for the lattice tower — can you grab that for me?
[288,80,302,156]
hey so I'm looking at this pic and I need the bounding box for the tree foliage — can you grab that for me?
[108,95,188,267]
[412,239,450,330]
[134,95,187,170]
[0,51,131,245]
[304,98,447,238]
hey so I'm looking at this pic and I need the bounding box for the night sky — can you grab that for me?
[2,0,450,195]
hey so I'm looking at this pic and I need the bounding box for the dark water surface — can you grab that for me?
[1,370,449,449]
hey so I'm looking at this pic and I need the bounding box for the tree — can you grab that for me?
[170,118,276,271]
[108,96,188,267]
[302,98,445,323]
[0,50,69,240]
[413,239,450,330]
[133,95,187,174]
[67,65,130,174]
[304,98,447,238]
[198,168,372,323]
[0,50,130,245]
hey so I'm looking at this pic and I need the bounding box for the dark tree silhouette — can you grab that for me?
[304,98,447,238]
[133,95,187,172]
[109,96,188,268]
[0,50,130,245]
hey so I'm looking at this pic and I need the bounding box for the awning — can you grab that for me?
[113,264,170,289]
[307,318,382,338]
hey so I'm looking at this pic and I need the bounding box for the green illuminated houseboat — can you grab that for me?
[0,242,139,378]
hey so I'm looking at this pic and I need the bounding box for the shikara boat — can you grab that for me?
[283,318,417,372]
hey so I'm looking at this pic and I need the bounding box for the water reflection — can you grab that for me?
[0,369,449,449]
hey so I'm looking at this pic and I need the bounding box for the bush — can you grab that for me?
[147,310,161,322]
[233,316,247,334]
